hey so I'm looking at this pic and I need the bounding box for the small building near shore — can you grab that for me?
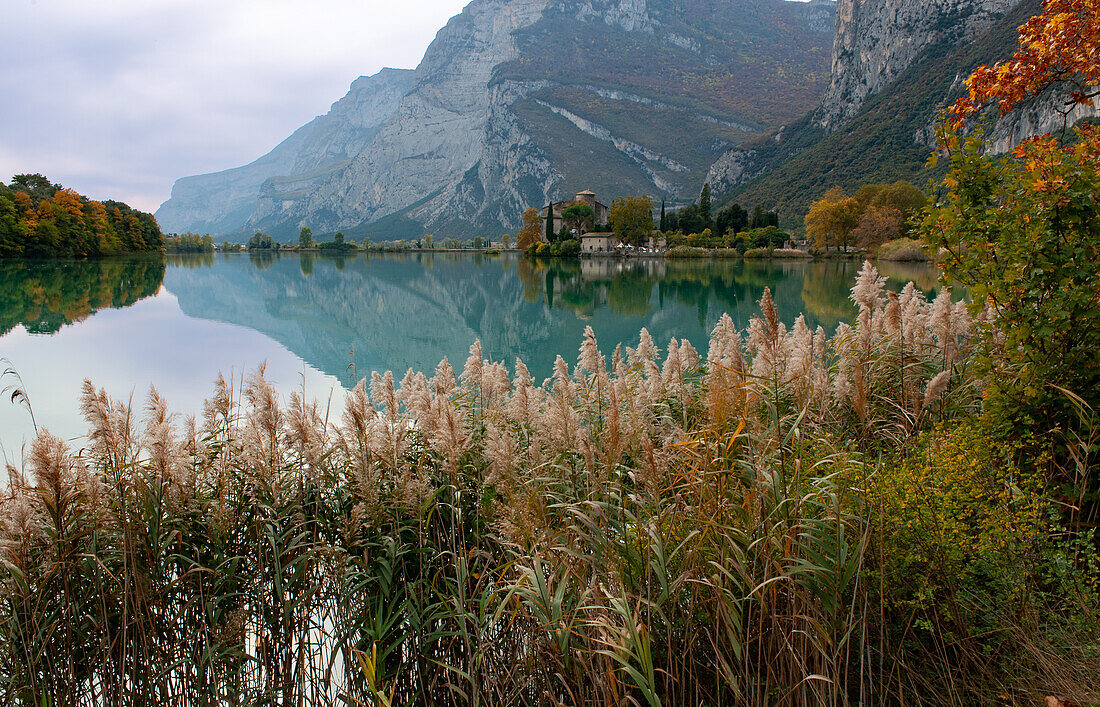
[580,232,618,254]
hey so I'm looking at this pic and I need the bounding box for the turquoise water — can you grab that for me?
[0,252,941,447]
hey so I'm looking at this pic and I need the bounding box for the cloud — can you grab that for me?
[0,0,468,212]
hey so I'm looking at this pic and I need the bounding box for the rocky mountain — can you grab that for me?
[156,0,835,240]
[156,68,416,236]
[706,0,1098,228]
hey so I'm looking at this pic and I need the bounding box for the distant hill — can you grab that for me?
[0,174,164,258]
[156,0,835,241]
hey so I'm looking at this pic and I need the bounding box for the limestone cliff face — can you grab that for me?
[157,0,834,239]
[816,0,1019,131]
[155,68,415,235]
[273,0,553,236]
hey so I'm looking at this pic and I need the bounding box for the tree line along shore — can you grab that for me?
[0,173,928,264]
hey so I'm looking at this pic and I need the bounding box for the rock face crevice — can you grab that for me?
[156,0,834,239]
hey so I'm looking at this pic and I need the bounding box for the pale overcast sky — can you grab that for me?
[0,0,469,212]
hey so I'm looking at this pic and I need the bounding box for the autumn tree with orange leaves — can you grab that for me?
[0,174,162,258]
[922,0,1100,440]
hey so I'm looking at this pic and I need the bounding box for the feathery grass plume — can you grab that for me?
[577,325,603,383]
[851,259,888,312]
[397,367,432,423]
[505,357,544,432]
[28,430,76,503]
[201,370,235,442]
[851,260,887,354]
[0,460,42,563]
[241,362,284,470]
[831,322,854,406]
[760,285,780,342]
[481,361,512,418]
[626,328,664,411]
[679,339,699,372]
[662,338,684,395]
[431,356,457,397]
[788,315,814,403]
[899,281,931,349]
[340,377,375,453]
[885,290,902,341]
[951,299,972,359]
[811,325,830,409]
[370,370,409,471]
[79,379,137,470]
[461,339,484,388]
[747,288,789,383]
[627,327,659,370]
[286,390,327,471]
[541,355,582,459]
[929,290,955,365]
[338,379,383,523]
[705,313,747,426]
[600,382,625,472]
[431,390,468,480]
[142,385,191,507]
[923,369,952,409]
[483,420,518,489]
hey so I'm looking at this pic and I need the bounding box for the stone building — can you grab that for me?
[542,190,610,235]
[580,232,618,254]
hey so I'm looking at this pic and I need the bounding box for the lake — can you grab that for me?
[0,252,942,448]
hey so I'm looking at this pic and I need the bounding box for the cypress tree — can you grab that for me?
[659,200,667,231]
[545,204,554,243]
[699,183,712,229]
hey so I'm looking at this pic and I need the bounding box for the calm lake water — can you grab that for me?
[0,252,942,448]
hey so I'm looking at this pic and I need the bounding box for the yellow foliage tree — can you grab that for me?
[804,187,860,252]
[515,208,543,252]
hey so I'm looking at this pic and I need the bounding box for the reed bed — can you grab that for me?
[1,262,1095,706]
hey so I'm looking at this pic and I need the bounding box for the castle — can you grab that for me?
[542,190,610,234]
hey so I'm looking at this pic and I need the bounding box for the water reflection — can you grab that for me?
[161,253,944,383]
[0,253,947,442]
[0,257,165,336]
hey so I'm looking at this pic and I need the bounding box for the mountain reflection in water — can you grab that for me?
[163,252,943,384]
[0,252,945,443]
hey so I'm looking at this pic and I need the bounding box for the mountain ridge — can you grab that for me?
[156,0,834,240]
